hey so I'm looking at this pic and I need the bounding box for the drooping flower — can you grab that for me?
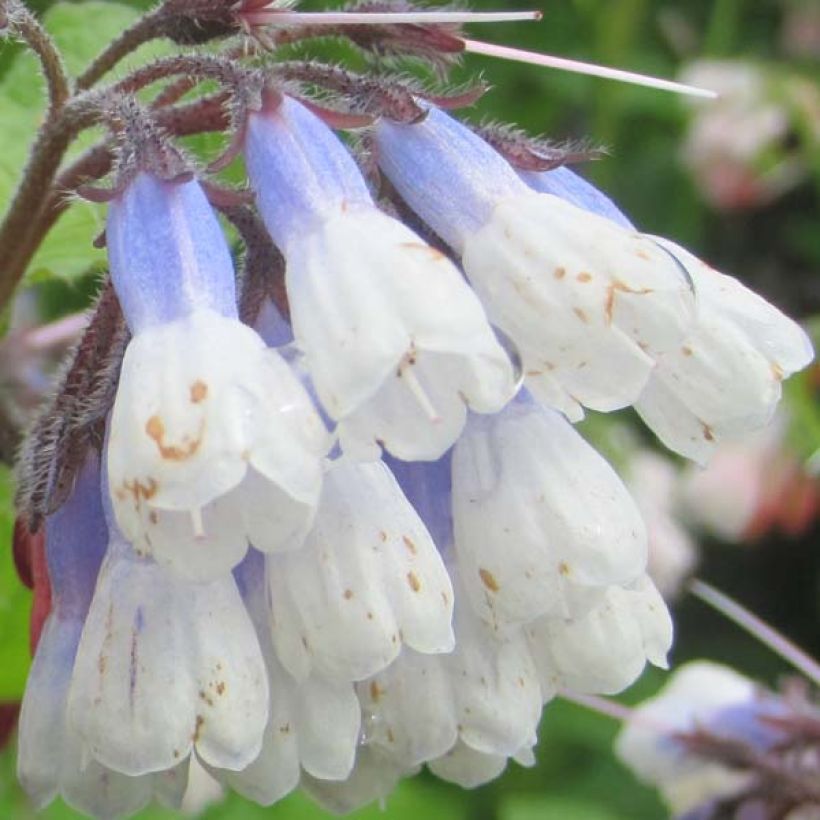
[219,550,360,806]
[451,394,648,632]
[244,93,516,460]
[375,105,697,420]
[16,451,190,817]
[370,435,671,789]
[266,457,455,683]
[67,530,270,777]
[515,157,814,462]
[106,171,328,579]
[634,238,814,462]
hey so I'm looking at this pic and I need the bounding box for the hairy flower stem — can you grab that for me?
[0,91,229,315]
[0,93,106,312]
[75,7,169,90]
[1,0,70,112]
[111,53,251,97]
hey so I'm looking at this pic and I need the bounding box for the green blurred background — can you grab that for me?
[0,0,818,817]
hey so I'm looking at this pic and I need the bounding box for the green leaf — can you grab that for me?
[0,3,177,286]
[0,465,31,701]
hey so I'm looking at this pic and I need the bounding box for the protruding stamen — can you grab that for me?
[191,507,205,539]
[690,579,820,686]
[399,357,441,423]
[242,9,542,27]
[463,39,719,99]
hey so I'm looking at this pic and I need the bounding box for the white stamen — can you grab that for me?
[399,358,441,423]
[463,39,719,99]
[191,507,205,539]
[242,9,542,27]
[690,579,820,686]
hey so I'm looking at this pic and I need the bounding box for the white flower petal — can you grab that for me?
[108,309,327,575]
[461,191,696,413]
[527,575,673,696]
[428,742,508,788]
[68,545,268,775]
[359,650,458,767]
[17,617,82,808]
[302,747,416,814]
[286,206,514,459]
[131,487,247,582]
[268,460,454,682]
[521,323,655,416]
[443,571,544,757]
[637,239,813,461]
[453,400,647,631]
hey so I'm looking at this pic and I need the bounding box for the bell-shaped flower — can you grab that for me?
[218,551,360,806]
[106,172,328,579]
[266,458,455,682]
[67,524,269,777]
[451,394,648,632]
[635,239,814,462]
[526,575,672,696]
[243,94,515,460]
[16,451,190,817]
[375,106,696,420]
[358,566,542,771]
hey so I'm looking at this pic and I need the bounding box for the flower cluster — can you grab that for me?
[11,21,814,820]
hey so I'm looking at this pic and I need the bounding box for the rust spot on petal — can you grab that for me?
[573,307,589,324]
[402,535,417,555]
[369,681,382,702]
[343,588,354,600]
[479,568,500,592]
[558,561,571,576]
[386,728,395,743]
[192,714,205,743]
[613,278,652,296]
[216,682,226,696]
[605,285,615,324]
[120,477,158,503]
[682,346,694,357]
[145,415,204,462]
[400,242,445,261]
[771,363,784,381]
[554,267,566,280]
[576,272,592,283]
[407,571,421,592]
[636,249,650,261]
[190,380,208,403]
[702,424,715,442]
[379,530,388,542]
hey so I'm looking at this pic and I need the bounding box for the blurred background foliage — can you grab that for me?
[0,0,818,817]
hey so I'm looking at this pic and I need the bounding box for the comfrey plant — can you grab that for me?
[0,0,815,816]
